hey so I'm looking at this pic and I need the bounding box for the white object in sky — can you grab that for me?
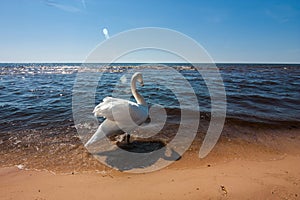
[102,28,110,39]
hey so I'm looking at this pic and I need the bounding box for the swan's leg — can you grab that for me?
[125,133,131,144]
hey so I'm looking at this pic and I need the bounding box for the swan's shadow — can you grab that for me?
[94,139,181,171]
[116,140,165,153]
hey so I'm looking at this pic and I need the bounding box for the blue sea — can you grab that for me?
[0,63,299,133]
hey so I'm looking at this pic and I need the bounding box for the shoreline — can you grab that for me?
[1,122,300,199]
[1,120,300,172]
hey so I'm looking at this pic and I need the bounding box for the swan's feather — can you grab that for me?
[93,97,148,127]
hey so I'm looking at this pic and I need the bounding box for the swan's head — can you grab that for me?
[133,72,144,86]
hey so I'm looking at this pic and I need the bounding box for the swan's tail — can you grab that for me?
[84,126,105,147]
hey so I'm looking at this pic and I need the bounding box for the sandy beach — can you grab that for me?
[1,122,300,200]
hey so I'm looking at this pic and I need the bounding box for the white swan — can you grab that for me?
[85,72,148,146]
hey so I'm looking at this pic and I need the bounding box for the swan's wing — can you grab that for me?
[93,97,148,126]
[93,97,132,120]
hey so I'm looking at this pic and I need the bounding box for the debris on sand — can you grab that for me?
[220,185,228,196]
[16,164,24,170]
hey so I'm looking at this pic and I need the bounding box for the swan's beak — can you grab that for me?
[140,82,144,87]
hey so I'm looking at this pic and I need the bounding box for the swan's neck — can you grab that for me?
[131,76,147,106]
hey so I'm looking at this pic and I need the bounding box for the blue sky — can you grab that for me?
[0,0,299,63]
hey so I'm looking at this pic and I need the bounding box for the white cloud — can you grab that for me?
[44,0,86,13]
[265,4,299,23]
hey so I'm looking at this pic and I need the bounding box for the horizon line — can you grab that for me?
[0,61,300,64]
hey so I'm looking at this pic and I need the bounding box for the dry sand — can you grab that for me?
[1,155,300,200]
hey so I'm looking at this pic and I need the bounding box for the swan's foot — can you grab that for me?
[115,133,131,145]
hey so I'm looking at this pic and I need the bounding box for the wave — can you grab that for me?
[0,63,299,133]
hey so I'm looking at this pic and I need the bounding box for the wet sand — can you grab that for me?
[1,122,300,199]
